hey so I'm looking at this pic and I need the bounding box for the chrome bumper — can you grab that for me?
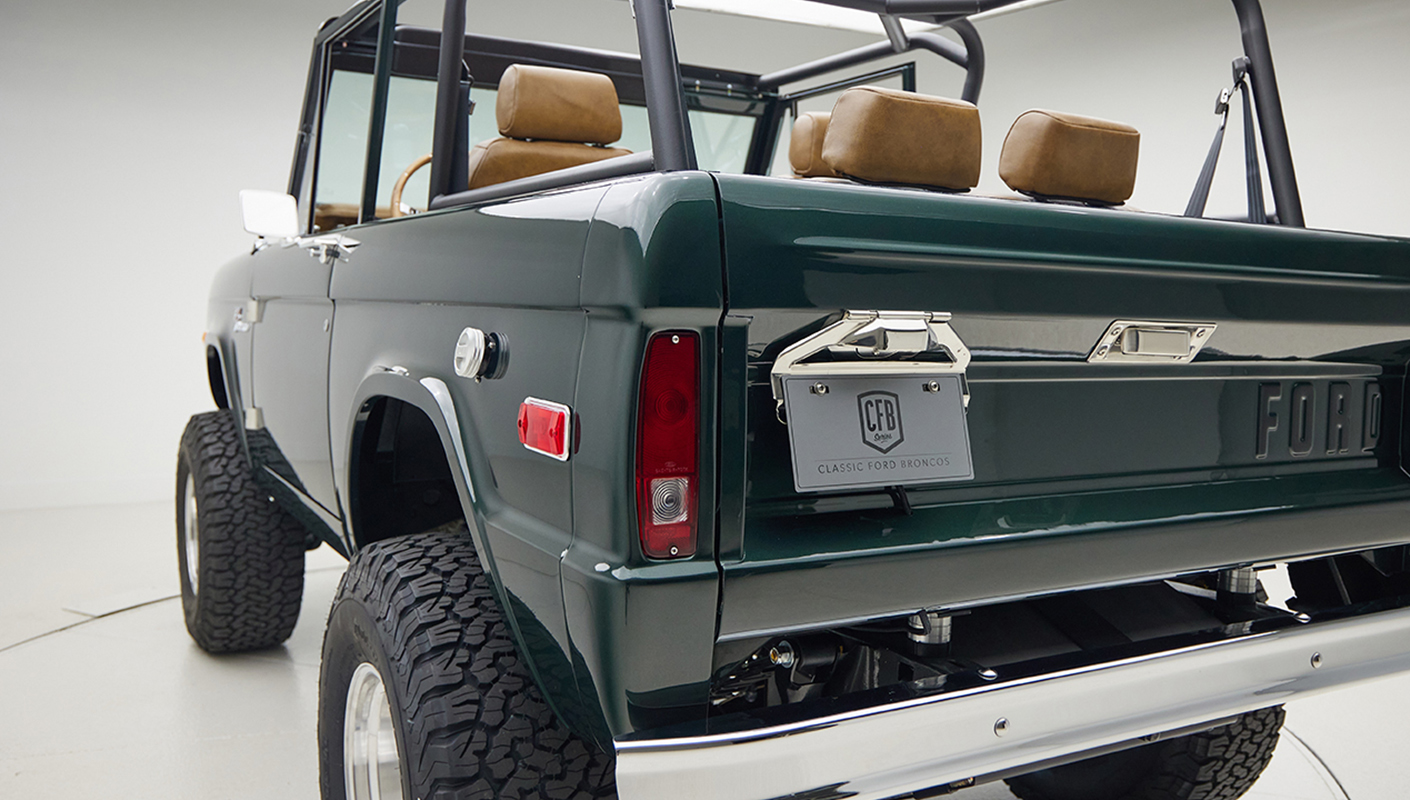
[615,606,1410,800]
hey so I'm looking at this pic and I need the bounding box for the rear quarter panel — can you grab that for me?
[325,184,603,737]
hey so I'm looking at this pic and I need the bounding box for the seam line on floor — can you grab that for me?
[0,596,178,655]
[1283,727,1353,800]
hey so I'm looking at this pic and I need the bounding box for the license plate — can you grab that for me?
[782,374,974,493]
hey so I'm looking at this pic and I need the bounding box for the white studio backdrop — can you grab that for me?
[0,0,1406,512]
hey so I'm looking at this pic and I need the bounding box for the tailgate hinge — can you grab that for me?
[770,310,971,421]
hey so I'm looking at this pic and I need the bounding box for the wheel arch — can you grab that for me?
[341,371,595,745]
[343,373,489,557]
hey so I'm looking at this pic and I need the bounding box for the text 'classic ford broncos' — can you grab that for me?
[176,0,1410,798]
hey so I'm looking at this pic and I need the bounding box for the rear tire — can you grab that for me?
[318,528,617,800]
[1004,706,1285,800]
[176,410,306,653]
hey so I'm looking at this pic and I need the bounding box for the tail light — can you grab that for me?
[637,332,699,559]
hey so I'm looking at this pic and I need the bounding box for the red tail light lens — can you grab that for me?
[637,332,699,559]
[518,398,572,461]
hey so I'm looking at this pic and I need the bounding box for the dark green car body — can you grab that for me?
[209,162,1410,743]
[202,0,1410,791]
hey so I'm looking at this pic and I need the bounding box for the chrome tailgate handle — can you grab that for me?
[770,311,971,418]
[1087,320,1217,363]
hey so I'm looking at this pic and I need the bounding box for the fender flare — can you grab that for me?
[342,370,582,731]
[205,340,236,412]
[205,343,232,411]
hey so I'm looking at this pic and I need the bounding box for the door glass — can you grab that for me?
[689,109,755,174]
[315,69,374,222]
[618,103,654,157]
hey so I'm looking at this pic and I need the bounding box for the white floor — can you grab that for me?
[1,503,1405,799]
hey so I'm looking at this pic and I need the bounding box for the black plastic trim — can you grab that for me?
[205,345,230,411]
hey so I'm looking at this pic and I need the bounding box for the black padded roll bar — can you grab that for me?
[949,20,985,104]
[759,25,984,104]
[430,0,468,204]
[632,0,697,172]
[1230,0,1303,227]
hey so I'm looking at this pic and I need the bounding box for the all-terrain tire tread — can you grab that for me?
[178,410,305,653]
[1005,706,1286,800]
[329,529,616,799]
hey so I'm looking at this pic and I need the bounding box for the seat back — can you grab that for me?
[468,64,632,190]
[998,109,1140,205]
[821,86,981,192]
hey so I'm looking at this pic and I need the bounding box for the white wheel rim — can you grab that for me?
[183,474,200,596]
[344,661,405,800]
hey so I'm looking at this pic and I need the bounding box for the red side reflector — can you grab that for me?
[637,332,699,559]
[518,398,572,461]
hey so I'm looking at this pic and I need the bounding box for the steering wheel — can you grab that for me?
[390,154,434,218]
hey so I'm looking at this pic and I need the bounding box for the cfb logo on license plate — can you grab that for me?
[783,375,974,493]
[858,391,904,453]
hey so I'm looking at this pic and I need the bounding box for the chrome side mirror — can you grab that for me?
[239,190,300,239]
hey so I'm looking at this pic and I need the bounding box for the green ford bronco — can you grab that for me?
[176,0,1410,798]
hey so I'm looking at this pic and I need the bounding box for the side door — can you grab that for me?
[247,246,337,516]
[238,8,389,524]
[246,2,440,527]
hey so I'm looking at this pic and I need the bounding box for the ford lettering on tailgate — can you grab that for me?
[1255,380,1382,461]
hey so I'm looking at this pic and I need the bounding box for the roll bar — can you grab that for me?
[758,20,984,104]
[422,0,1301,226]
[1230,0,1303,227]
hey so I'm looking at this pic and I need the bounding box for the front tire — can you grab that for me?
[1004,706,1285,800]
[176,410,306,653]
[318,529,616,800]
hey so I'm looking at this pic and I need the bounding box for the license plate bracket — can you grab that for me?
[782,373,974,493]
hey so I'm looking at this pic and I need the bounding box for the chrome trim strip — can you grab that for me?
[615,606,1410,800]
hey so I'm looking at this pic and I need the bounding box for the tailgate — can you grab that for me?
[713,174,1410,638]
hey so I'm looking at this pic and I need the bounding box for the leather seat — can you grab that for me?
[790,112,839,178]
[998,109,1140,205]
[467,64,632,190]
[820,86,982,192]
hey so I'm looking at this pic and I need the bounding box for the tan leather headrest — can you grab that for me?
[822,87,981,191]
[999,110,1140,205]
[790,113,838,178]
[496,64,622,145]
